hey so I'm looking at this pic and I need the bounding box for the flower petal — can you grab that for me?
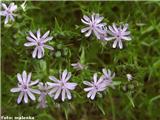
[27,90,36,101]
[32,47,38,58]
[24,93,28,103]
[54,88,61,100]
[10,87,21,93]
[62,89,66,101]
[43,45,54,50]
[24,42,36,47]
[42,31,50,39]
[17,92,24,104]
[66,89,72,100]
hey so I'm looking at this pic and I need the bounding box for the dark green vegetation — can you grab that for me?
[1,1,160,120]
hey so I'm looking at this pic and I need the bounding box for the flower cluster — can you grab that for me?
[81,13,132,49]
[11,68,115,107]
[2,2,133,109]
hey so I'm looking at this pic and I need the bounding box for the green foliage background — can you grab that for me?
[1,1,160,120]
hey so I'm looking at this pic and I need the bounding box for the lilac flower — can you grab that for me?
[102,68,115,89]
[0,2,17,24]
[126,74,133,81]
[71,62,85,71]
[81,13,106,39]
[37,82,50,108]
[107,23,131,49]
[83,73,107,100]
[47,69,77,101]
[102,68,115,82]
[10,71,40,104]
[24,29,54,59]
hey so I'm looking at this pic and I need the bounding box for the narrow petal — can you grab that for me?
[17,73,23,83]
[29,31,37,41]
[62,89,66,101]
[48,87,59,95]
[91,90,97,100]
[24,93,28,103]
[64,72,71,82]
[24,42,36,47]
[54,88,61,100]
[10,88,21,93]
[83,15,90,22]
[22,71,27,83]
[27,73,31,83]
[2,3,8,10]
[49,76,59,82]
[26,36,36,42]
[81,27,90,33]
[93,29,100,39]
[4,15,9,24]
[87,90,93,98]
[37,47,43,59]
[43,45,54,50]
[17,92,24,104]
[29,80,39,86]
[112,23,118,33]
[62,69,68,81]
[81,18,89,25]
[27,90,36,100]
[37,29,41,39]
[30,88,40,94]
[41,37,53,43]
[84,87,94,92]
[113,40,118,48]
[66,89,71,100]
[83,81,93,86]
[66,83,77,90]
[118,40,123,49]
[42,31,50,39]
[85,29,92,37]
[93,73,98,83]
[122,36,131,41]
[32,47,38,58]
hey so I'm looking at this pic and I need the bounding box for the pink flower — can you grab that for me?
[107,23,131,49]
[83,73,107,100]
[0,2,17,24]
[81,13,106,39]
[47,69,77,101]
[24,29,54,59]
[10,71,40,104]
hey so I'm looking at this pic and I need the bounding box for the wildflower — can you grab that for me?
[83,73,107,100]
[81,13,106,39]
[47,69,77,101]
[107,23,131,49]
[102,68,115,89]
[126,74,133,81]
[37,82,50,108]
[24,29,54,59]
[0,2,17,24]
[71,62,85,71]
[10,71,40,104]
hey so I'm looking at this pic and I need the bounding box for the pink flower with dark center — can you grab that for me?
[0,2,17,24]
[47,69,77,101]
[24,29,54,59]
[10,71,40,104]
[107,23,131,49]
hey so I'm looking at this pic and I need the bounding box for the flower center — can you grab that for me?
[21,84,28,91]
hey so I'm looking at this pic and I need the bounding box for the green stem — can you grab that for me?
[108,90,116,120]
